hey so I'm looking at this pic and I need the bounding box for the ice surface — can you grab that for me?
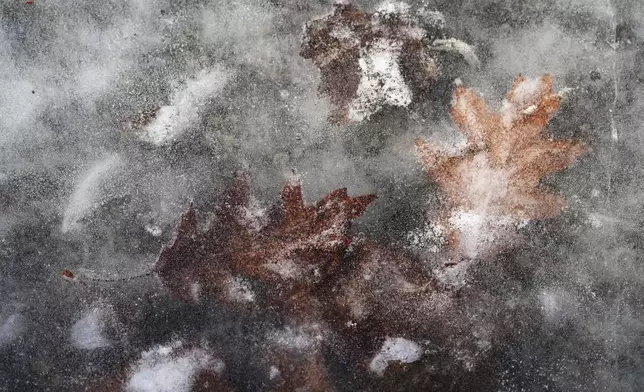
[2,0,643,390]
[61,154,121,233]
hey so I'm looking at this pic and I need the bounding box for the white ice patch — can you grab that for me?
[144,224,162,237]
[61,154,120,233]
[189,282,203,302]
[448,210,517,259]
[445,151,531,258]
[269,365,280,380]
[461,152,511,203]
[406,221,446,254]
[70,307,111,350]
[349,38,412,122]
[369,337,423,377]
[140,67,231,146]
[376,1,412,15]
[540,290,560,320]
[509,77,542,105]
[0,314,23,347]
[225,277,255,303]
[126,341,217,392]
[241,197,268,231]
[329,23,359,44]
[588,213,603,228]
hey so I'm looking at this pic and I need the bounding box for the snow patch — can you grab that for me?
[376,1,412,15]
[349,38,412,122]
[225,277,255,303]
[145,224,162,237]
[369,337,423,377]
[241,197,268,231]
[448,210,517,259]
[510,77,543,105]
[269,365,280,380]
[126,341,220,392]
[140,67,232,146]
[445,151,531,258]
[70,307,112,350]
[0,314,23,347]
[501,76,547,126]
[190,282,202,302]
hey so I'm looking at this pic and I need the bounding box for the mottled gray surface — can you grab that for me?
[1,0,644,391]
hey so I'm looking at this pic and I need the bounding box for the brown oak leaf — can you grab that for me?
[266,331,334,392]
[301,2,468,123]
[155,172,376,304]
[333,244,453,336]
[415,75,585,258]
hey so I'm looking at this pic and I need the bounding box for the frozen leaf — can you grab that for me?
[267,351,333,392]
[236,181,376,283]
[415,75,585,258]
[155,203,229,302]
[301,2,476,123]
[334,244,451,335]
[154,173,376,303]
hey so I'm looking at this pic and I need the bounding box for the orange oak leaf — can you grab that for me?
[155,173,376,303]
[415,75,585,258]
